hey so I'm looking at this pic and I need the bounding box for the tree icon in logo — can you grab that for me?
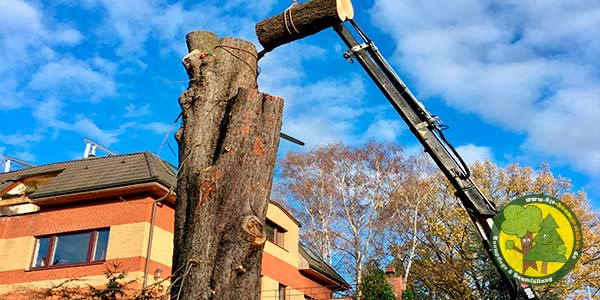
[524,214,568,274]
[501,204,543,273]
[491,194,583,285]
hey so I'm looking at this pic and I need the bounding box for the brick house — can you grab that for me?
[0,152,349,299]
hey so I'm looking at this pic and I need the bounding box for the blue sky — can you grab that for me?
[1,0,599,206]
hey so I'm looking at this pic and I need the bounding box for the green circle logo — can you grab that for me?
[491,194,583,285]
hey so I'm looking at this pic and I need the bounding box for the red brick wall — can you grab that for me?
[0,195,174,239]
[261,252,335,300]
[0,257,171,285]
[0,194,175,287]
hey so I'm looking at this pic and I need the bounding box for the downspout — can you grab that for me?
[142,188,173,297]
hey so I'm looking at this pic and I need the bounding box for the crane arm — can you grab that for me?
[333,20,537,300]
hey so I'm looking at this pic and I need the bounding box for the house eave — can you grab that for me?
[31,181,175,206]
[299,268,350,291]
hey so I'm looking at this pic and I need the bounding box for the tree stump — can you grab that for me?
[172,31,284,300]
[256,0,354,52]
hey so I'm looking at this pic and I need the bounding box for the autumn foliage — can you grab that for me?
[277,142,600,299]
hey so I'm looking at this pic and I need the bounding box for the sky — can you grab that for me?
[0,0,599,206]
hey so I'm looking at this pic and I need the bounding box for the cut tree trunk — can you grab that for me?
[172,31,284,300]
[256,0,354,52]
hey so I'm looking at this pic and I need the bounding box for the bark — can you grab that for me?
[255,0,354,52]
[172,31,284,300]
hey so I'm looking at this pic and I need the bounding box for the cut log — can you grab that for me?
[172,30,284,300]
[256,0,354,52]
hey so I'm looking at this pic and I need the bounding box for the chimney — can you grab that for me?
[384,264,407,297]
[385,264,396,276]
[83,137,117,158]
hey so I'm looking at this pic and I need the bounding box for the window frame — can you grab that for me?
[265,219,286,248]
[278,283,288,300]
[31,228,109,269]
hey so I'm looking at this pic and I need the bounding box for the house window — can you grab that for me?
[32,228,109,268]
[278,283,287,300]
[265,220,286,248]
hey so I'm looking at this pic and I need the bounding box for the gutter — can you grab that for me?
[142,185,175,298]
[30,176,175,200]
[30,182,176,206]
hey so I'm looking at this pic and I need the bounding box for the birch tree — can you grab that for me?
[278,142,408,290]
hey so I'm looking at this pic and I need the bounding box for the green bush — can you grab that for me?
[361,269,396,300]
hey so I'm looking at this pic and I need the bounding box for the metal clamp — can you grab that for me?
[343,42,372,63]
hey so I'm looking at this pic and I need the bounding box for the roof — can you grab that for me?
[0,152,176,202]
[269,200,301,227]
[299,243,350,290]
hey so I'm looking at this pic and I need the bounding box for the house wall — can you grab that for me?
[0,199,340,300]
[262,252,334,300]
[260,203,335,300]
[0,195,172,295]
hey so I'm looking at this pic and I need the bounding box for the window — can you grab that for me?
[278,283,287,300]
[32,228,109,268]
[265,220,286,248]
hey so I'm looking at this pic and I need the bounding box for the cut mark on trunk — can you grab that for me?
[252,138,265,157]
[242,215,266,245]
[213,95,236,164]
[240,124,251,136]
[198,180,217,205]
[210,169,221,180]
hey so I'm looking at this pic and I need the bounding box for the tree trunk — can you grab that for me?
[172,31,284,300]
[255,0,354,52]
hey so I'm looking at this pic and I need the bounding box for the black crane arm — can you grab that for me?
[333,21,537,300]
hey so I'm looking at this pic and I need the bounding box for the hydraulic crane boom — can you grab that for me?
[334,20,537,300]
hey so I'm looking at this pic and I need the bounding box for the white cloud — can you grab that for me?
[124,103,150,118]
[279,75,367,146]
[524,87,600,175]
[0,0,81,69]
[54,28,82,45]
[456,144,494,166]
[0,130,45,148]
[29,100,119,147]
[29,58,116,102]
[11,151,36,163]
[93,0,157,56]
[137,122,170,134]
[71,116,119,146]
[33,98,68,128]
[371,0,600,177]
[0,79,28,110]
[256,41,378,147]
[362,118,404,142]
[86,0,269,59]
[0,0,42,41]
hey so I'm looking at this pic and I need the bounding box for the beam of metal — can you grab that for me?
[280,132,305,146]
[2,155,37,172]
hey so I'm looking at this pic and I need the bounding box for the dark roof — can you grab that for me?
[299,243,350,290]
[0,152,175,200]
